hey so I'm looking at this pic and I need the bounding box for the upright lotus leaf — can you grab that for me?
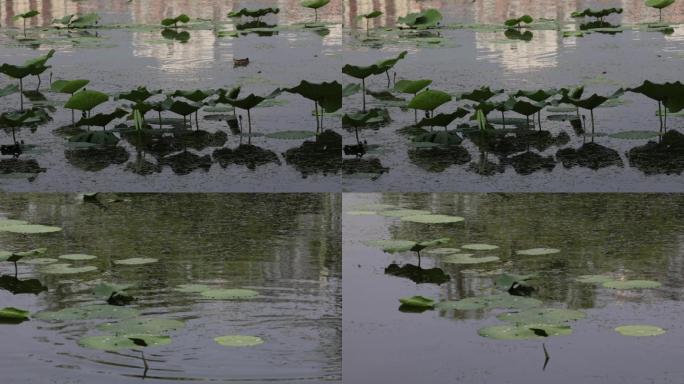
[76,108,128,129]
[515,88,559,102]
[284,80,342,113]
[342,83,361,97]
[0,63,35,111]
[224,90,281,144]
[359,11,383,19]
[70,13,100,28]
[342,109,390,144]
[342,63,382,111]
[118,86,162,104]
[228,8,280,19]
[629,81,684,130]
[13,10,40,36]
[645,0,675,21]
[461,86,505,103]
[416,108,469,130]
[504,15,534,28]
[571,8,623,20]
[408,89,452,112]
[213,86,242,105]
[169,100,200,116]
[0,84,19,98]
[394,79,432,95]
[375,51,408,86]
[398,9,442,29]
[161,14,190,27]
[0,307,30,324]
[51,79,89,94]
[301,0,330,22]
[65,90,109,112]
[53,14,75,26]
[0,108,50,144]
[171,89,214,103]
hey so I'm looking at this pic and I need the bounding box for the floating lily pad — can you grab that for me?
[575,274,615,284]
[200,288,259,300]
[0,219,29,227]
[41,263,97,275]
[362,239,416,253]
[602,280,661,289]
[442,254,500,264]
[174,284,212,293]
[379,209,432,217]
[461,243,499,251]
[436,294,542,311]
[614,325,665,337]
[59,253,97,261]
[401,214,464,224]
[20,257,59,265]
[516,248,560,256]
[35,305,140,321]
[0,307,30,323]
[608,131,661,140]
[93,283,132,298]
[79,334,171,350]
[425,248,461,255]
[398,295,435,309]
[265,130,316,140]
[214,335,265,347]
[0,224,62,234]
[97,317,185,334]
[498,308,586,324]
[345,210,376,215]
[113,257,158,265]
[478,324,572,340]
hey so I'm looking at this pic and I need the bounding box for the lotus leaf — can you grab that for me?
[41,263,97,274]
[79,334,171,350]
[516,248,560,256]
[498,308,586,324]
[35,305,139,321]
[97,317,185,334]
[614,324,666,336]
[200,288,259,299]
[602,280,661,289]
[214,335,265,347]
[113,257,158,265]
[398,295,435,309]
[478,324,572,340]
[401,214,464,224]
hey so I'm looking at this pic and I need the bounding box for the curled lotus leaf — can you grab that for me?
[398,295,435,309]
[0,307,30,324]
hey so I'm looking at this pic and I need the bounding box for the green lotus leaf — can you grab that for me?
[76,108,128,128]
[41,263,97,274]
[58,253,97,261]
[225,94,269,110]
[645,0,675,10]
[0,64,32,80]
[479,324,572,340]
[162,14,190,26]
[113,257,158,265]
[0,224,62,234]
[174,284,212,293]
[11,248,47,257]
[171,89,214,103]
[417,238,450,248]
[35,305,139,321]
[461,244,499,251]
[362,239,417,253]
[415,108,469,128]
[51,79,90,94]
[614,324,666,336]
[398,9,442,29]
[20,257,59,265]
[0,219,29,226]
[608,130,661,140]
[358,11,383,19]
[23,49,55,70]
[97,317,185,334]
[498,308,586,324]
[602,280,661,289]
[200,288,259,299]
[65,90,109,111]
[342,64,382,80]
[301,0,330,10]
[516,248,560,256]
[512,99,544,116]
[228,8,280,18]
[341,109,390,127]
[0,307,30,324]
[342,83,361,97]
[375,51,407,72]
[345,210,376,215]
[515,89,559,102]
[117,86,162,103]
[504,15,534,27]
[379,209,431,217]
[575,274,616,284]
[394,79,432,95]
[169,100,200,116]
[93,283,132,299]
[629,81,684,112]
[214,335,265,347]
[401,214,464,224]
[460,86,505,102]
[398,295,435,309]
[442,254,500,264]
[425,248,461,255]
[79,334,171,350]
[0,84,19,98]
[408,89,452,111]
[283,80,342,112]
[70,13,100,28]
[13,10,40,20]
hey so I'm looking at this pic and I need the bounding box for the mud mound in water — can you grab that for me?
[65,147,129,172]
[213,144,280,170]
[0,158,45,178]
[627,130,684,175]
[506,151,556,175]
[557,142,624,169]
[342,157,389,176]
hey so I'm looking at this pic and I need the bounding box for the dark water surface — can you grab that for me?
[0,0,342,192]
[0,193,341,382]
[344,193,684,383]
[341,1,684,192]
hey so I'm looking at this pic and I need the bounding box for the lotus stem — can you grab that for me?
[19,78,24,112]
[11,126,17,145]
[366,19,370,36]
[354,126,360,145]
[664,106,668,131]
[537,111,542,131]
[247,108,252,145]
[501,110,506,129]
[195,111,199,131]
[361,78,366,112]
[141,350,149,379]
[590,109,595,141]
[658,102,663,132]
[542,343,550,371]
[23,19,27,37]
[385,71,390,88]
[158,111,162,129]
[36,75,41,90]
[13,260,19,278]
[526,115,530,130]
[314,101,320,133]
[314,9,318,23]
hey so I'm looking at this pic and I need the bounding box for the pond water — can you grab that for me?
[341,0,684,192]
[0,0,342,192]
[0,193,341,382]
[343,193,684,383]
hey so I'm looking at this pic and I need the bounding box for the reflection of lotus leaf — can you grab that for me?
[497,308,586,324]
[401,214,464,224]
[113,257,158,265]
[200,288,259,299]
[79,334,171,350]
[516,248,560,256]
[602,280,661,289]
[97,317,185,334]
[478,324,572,340]
[614,325,665,336]
[35,305,139,321]
[214,335,265,347]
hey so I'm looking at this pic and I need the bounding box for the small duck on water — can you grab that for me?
[233,58,249,67]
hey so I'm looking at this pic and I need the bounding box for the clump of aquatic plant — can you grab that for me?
[398,9,442,29]
[284,81,342,132]
[228,8,279,21]
[52,79,90,124]
[415,108,469,133]
[571,8,623,22]
[0,108,50,145]
[161,14,190,28]
[0,248,45,277]
[170,89,215,129]
[408,89,452,119]
[342,52,407,111]
[222,90,281,144]
[12,10,40,37]
[504,15,533,29]
[301,0,330,23]
[53,13,100,29]
[64,89,109,128]
[645,0,676,22]
[394,79,432,121]
[629,80,684,131]
[357,11,382,36]
[560,88,625,138]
